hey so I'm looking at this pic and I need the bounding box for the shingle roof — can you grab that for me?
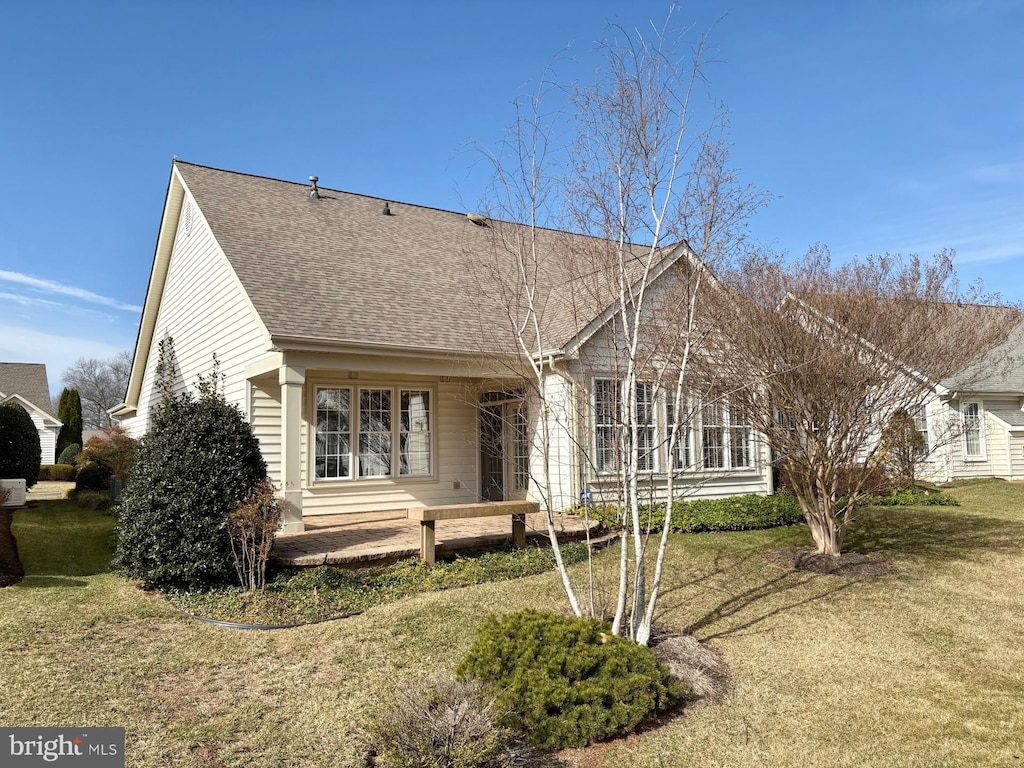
[175,161,664,357]
[990,408,1024,427]
[0,363,53,415]
[942,314,1024,393]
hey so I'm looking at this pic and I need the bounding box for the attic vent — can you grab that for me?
[466,212,488,227]
[309,176,320,200]
[183,200,193,236]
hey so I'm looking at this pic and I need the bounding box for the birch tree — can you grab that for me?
[475,13,766,644]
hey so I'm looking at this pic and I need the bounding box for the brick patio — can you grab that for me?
[272,510,601,567]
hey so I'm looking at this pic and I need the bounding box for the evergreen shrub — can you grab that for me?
[114,379,267,589]
[75,462,109,492]
[0,403,41,488]
[71,490,112,511]
[39,464,76,482]
[56,443,81,466]
[577,492,803,534]
[55,388,83,460]
[458,609,685,750]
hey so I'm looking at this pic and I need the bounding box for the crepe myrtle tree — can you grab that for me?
[472,10,766,644]
[699,246,1015,557]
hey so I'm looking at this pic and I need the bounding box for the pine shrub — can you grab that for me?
[56,443,81,466]
[0,402,41,489]
[113,383,267,589]
[458,609,686,750]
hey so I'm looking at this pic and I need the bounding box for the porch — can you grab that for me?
[272,509,601,567]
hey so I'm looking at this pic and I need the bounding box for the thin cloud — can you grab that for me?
[0,291,63,308]
[0,269,142,313]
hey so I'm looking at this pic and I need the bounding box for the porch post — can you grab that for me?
[279,364,306,533]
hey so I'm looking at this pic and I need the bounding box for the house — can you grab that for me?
[113,160,774,532]
[917,314,1024,482]
[0,363,61,465]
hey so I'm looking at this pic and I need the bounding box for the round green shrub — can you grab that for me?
[56,443,81,466]
[458,609,686,750]
[113,388,267,589]
[75,462,109,492]
[0,402,41,489]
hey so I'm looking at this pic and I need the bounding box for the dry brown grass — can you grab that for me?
[2,485,1023,766]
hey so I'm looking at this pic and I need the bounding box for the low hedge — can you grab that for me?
[575,492,803,534]
[38,464,76,482]
[860,486,959,507]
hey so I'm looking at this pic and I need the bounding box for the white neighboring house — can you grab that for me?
[112,160,774,533]
[917,316,1024,482]
[0,362,61,465]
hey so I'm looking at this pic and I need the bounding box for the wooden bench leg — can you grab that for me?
[420,520,436,566]
[512,515,526,549]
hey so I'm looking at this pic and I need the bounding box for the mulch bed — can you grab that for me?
[767,546,898,578]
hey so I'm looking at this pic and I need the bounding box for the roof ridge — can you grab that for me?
[172,158,664,247]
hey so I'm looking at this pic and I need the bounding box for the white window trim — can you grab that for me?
[313,383,437,483]
[592,378,658,476]
[699,399,756,473]
[962,400,986,461]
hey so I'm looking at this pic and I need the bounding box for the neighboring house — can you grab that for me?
[0,363,61,465]
[917,315,1024,482]
[112,160,774,532]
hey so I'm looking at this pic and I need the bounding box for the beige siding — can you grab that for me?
[300,379,481,516]
[946,398,1017,479]
[250,379,282,485]
[120,192,267,438]
[568,325,776,504]
[1009,435,1024,479]
[532,373,577,512]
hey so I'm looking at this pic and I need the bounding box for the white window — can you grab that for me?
[399,390,431,476]
[315,388,351,480]
[962,401,984,459]
[593,379,656,474]
[594,379,620,474]
[701,399,754,471]
[910,404,929,453]
[315,386,433,481]
[665,396,692,471]
[512,403,530,491]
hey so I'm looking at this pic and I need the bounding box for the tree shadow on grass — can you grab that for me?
[846,506,1024,566]
[681,554,859,642]
[16,575,90,588]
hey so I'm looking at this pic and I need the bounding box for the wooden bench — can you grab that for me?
[406,500,540,565]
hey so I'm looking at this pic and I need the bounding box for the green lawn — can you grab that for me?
[2,483,1022,767]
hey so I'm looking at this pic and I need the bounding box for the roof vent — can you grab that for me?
[466,212,488,227]
[383,202,392,216]
[309,176,320,200]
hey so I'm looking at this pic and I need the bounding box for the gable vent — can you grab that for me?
[183,200,193,236]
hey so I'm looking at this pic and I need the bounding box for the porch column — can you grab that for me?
[279,364,306,533]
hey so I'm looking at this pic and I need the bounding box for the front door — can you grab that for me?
[479,399,529,502]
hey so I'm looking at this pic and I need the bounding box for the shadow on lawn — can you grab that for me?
[846,506,1024,564]
[16,576,90,589]
[680,551,859,641]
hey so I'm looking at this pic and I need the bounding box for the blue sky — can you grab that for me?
[1,0,1022,397]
